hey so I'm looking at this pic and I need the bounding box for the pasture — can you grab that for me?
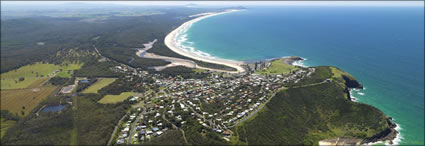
[0,84,57,117]
[82,78,117,94]
[1,118,16,139]
[255,59,299,75]
[0,62,82,90]
[98,92,137,104]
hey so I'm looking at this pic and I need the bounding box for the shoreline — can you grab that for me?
[164,9,246,73]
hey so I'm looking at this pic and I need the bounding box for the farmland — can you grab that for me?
[82,78,117,94]
[98,92,137,104]
[0,62,82,90]
[0,84,57,117]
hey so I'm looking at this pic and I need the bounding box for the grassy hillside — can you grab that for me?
[232,66,389,145]
[255,59,299,75]
[82,78,116,94]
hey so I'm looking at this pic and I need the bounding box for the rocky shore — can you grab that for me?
[362,117,400,145]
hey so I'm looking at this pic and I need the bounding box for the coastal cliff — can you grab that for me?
[231,58,398,145]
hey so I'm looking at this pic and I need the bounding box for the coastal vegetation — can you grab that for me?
[231,66,389,145]
[255,59,299,75]
[1,4,400,146]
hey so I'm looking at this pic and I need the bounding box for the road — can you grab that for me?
[107,103,146,146]
[127,107,146,145]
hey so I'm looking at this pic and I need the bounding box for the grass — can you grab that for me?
[0,84,57,117]
[255,59,299,75]
[82,78,117,94]
[0,62,82,90]
[1,118,16,139]
[98,92,137,104]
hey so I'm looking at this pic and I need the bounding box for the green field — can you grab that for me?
[82,78,116,94]
[255,59,299,75]
[0,84,58,117]
[98,92,137,104]
[1,62,82,90]
[1,118,16,139]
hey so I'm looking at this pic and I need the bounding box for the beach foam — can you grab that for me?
[292,57,308,67]
[164,9,246,73]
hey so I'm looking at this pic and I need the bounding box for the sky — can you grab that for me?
[2,1,424,7]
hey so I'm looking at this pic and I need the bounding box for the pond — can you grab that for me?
[40,105,65,112]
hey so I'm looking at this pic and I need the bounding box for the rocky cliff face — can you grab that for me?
[342,75,364,89]
[362,117,399,144]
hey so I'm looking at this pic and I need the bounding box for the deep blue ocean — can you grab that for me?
[181,6,424,144]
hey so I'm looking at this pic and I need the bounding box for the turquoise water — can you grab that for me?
[182,6,424,144]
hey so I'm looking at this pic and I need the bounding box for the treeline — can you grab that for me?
[156,66,209,79]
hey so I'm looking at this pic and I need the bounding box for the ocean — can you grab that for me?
[178,6,424,144]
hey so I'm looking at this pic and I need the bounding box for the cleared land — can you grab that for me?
[0,84,57,117]
[1,118,16,139]
[98,92,137,104]
[0,62,82,90]
[82,78,117,94]
[255,59,299,75]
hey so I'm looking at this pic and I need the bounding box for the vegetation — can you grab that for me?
[156,66,209,79]
[0,62,81,90]
[1,93,130,145]
[72,94,130,145]
[98,92,137,104]
[0,84,57,117]
[232,66,388,145]
[82,78,116,94]
[0,118,16,139]
[49,77,70,86]
[141,130,186,145]
[255,59,299,75]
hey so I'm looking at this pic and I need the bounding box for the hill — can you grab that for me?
[231,66,396,145]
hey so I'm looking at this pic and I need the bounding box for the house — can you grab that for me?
[116,139,125,144]
[152,127,159,132]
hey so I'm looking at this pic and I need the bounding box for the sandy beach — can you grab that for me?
[164,9,246,73]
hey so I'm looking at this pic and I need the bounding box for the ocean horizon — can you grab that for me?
[178,6,424,144]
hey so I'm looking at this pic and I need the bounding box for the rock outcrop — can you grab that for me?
[361,117,399,144]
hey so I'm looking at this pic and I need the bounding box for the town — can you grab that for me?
[109,62,315,145]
